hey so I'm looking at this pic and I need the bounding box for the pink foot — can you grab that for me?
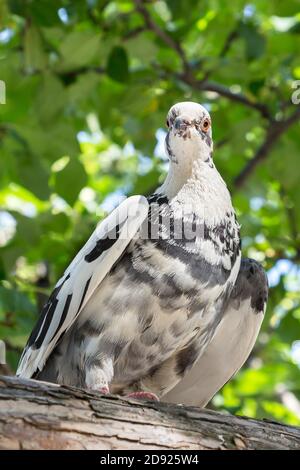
[126,391,159,401]
[99,386,109,395]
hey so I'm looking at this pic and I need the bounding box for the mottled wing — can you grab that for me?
[17,196,149,378]
[165,258,268,407]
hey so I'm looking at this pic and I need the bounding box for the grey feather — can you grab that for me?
[164,258,268,406]
[18,102,266,403]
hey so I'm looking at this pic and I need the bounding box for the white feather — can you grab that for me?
[17,195,149,378]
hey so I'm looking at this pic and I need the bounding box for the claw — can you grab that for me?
[126,391,159,401]
[99,386,109,395]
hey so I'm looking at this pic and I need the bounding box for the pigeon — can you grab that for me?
[17,102,268,405]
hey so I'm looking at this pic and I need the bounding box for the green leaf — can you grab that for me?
[35,74,66,123]
[0,0,9,26]
[7,0,27,16]
[3,134,50,200]
[24,24,47,72]
[58,31,101,69]
[13,122,80,163]
[16,156,50,200]
[239,23,266,61]
[38,211,70,234]
[0,285,36,319]
[30,0,62,27]
[107,46,129,83]
[289,22,300,34]
[52,157,88,206]
[125,33,158,62]
[12,212,41,246]
[278,312,300,344]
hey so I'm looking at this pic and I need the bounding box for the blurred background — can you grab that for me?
[0,0,300,425]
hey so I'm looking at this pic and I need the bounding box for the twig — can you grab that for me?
[133,1,272,121]
[55,2,299,190]
[123,26,147,39]
[181,75,272,120]
[134,0,189,72]
[58,66,105,84]
[234,106,300,188]
[202,81,272,120]
[219,29,239,58]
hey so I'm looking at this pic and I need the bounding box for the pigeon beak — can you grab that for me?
[174,117,190,131]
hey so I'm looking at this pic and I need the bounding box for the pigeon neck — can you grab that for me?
[159,161,193,199]
[157,154,234,223]
[158,150,214,200]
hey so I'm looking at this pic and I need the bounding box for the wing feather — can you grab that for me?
[165,258,268,407]
[17,195,149,378]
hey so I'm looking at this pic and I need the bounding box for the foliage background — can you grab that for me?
[0,0,300,425]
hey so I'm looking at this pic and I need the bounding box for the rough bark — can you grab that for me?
[0,375,299,450]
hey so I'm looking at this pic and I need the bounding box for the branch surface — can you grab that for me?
[0,376,299,450]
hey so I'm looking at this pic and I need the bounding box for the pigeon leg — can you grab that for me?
[85,356,114,394]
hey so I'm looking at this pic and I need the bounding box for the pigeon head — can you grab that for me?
[165,102,212,165]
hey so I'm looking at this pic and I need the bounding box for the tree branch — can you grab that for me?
[219,29,239,58]
[234,106,300,188]
[57,4,298,190]
[131,1,300,191]
[203,81,272,120]
[134,0,189,72]
[1,375,300,450]
[123,25,147,39]
[180,74,272,120]
[133,1,272,120]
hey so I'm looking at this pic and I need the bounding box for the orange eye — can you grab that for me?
[201,118,210,132]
